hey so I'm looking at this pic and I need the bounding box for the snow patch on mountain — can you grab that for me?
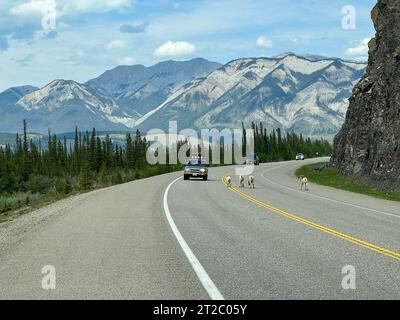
[136,53,367,137]
[0,54,366,137]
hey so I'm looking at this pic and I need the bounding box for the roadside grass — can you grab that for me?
[295,162,400,202]
[0,191,76,224]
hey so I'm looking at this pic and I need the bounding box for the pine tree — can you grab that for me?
[79,161,92,191]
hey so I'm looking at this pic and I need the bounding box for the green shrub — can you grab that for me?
[0,174,19,193]
[79,166,92,191]
[28,175,54,194]
[111,172,123,185]
[0,192,35,213]
[55,178,72,195]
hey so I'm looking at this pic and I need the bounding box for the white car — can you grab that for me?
[296,153,305,161]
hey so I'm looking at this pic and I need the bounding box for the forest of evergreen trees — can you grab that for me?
[0,120,180,213]
[0,120,331,214]
[250,122,332,162]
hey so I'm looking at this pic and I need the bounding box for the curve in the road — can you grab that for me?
[164,177,225,300]
[221,174,400,262]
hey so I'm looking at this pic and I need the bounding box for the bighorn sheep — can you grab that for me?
[239,175,245,188]
[299,176,309,191]
[226,176,232,187]
[248,175,255,189]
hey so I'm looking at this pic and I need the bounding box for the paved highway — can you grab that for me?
[0,158,399,299]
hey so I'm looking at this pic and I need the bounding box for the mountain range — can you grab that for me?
[87,58,222,116]
[0,54,366,137]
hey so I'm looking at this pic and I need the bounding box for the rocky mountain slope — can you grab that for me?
[0,85,38,107]
[0,58,221,133]
[7,80,140,133]
[0,55,366,136]
[86,58,222,116]
[0,85,39,133]
[332,0,400,189]
[137,54,366,136]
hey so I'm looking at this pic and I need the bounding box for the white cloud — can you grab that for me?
[10,0,56,16]
[154,41,196,58]
[105,39,127,50]
[345,38,371,56]
[61,0,134,15]
[10,0,134,17]
[119,56,135,65]
[256,35,273,49]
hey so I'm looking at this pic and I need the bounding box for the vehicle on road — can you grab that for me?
[246,153,260,166]
[184,163,208,181]
[296,153,305,161]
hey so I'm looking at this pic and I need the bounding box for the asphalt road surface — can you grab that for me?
[0,158,399,299]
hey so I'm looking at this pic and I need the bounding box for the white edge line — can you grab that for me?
[261,168,400,220]
[163,177,225,300]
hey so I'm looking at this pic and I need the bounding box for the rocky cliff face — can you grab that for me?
[332,0,400,189]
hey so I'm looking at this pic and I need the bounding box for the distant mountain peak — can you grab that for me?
[86,57,222,115]
[0,85,38,95]
[0,54,367,136]
[47,79,78,86]
[16,80,91,111]
[0,85,39,110]
[136,53,367,138]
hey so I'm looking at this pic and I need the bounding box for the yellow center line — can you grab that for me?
[221,174,400,261]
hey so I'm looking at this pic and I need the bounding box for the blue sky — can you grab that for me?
[0,0,376,91]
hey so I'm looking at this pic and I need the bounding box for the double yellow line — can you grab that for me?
[222,175,400,262]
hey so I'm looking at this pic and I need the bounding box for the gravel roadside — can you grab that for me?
[0,188,109,258]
